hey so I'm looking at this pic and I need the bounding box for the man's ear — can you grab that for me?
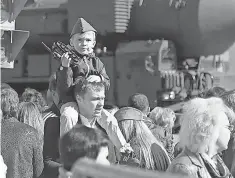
[75,95,83,103]
[92,40,96,48]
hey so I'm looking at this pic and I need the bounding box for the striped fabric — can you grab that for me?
[43,111,58,122]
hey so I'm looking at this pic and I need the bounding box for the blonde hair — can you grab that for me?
[118,119,169,169]
[71,31,96,41]
[179,97,235,153]
[18,102,44,140]
[149,107,175,128]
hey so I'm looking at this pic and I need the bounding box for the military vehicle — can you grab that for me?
[2,0,235,108]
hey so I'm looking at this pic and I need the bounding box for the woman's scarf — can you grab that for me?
[200,154,233,178]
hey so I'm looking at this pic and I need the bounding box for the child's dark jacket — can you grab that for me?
[56,50,110,103]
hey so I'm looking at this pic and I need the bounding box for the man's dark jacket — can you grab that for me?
[43,104,61,178]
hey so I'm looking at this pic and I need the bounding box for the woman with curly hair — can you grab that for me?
[167,97,235,178]
[20,88,47,113]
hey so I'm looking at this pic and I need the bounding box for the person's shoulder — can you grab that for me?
[167,152,197,175]
[170,153,191,165]
[21,123,38,134]
[92,55,100,60]
[151,143,169,159]
[4,119,34,130]
[93,55,104,63]
[167,161,196,176]
[10,122,39,140]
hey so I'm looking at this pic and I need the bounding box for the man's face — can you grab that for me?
[70,31,96,55]
[77,88,105,120]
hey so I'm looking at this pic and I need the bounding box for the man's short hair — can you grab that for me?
[59,125,109,171]
[73,78,105,99]
[1,87,19,119]
[128,93,149,113]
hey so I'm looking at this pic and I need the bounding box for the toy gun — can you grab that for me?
[41,41,79,65]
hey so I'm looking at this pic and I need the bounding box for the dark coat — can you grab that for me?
[1,118,44,178]
[43,104,61,178]
[56,52,110,104]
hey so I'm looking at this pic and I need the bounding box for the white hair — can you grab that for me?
[179,97,235,153]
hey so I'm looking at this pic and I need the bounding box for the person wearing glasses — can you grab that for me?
[167,97,235,178]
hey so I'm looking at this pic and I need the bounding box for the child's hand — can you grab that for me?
[86,75,102,82]
[61,52,71,67]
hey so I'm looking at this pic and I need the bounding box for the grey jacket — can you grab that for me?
[2,118,44,178]
[167,148,211,178]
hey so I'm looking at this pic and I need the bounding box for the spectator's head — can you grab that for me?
[59,125,110,171]
[179,97,235,154]
[18,102,44,139]
[149,107,176,128]
[104,104,119,116]
[73,79,105,119]
[1,87,19,119]
[128,93,150,116]
[204,86,226,98]
[20,88,47,113]
[47,73,59,107]
[221,89,235,112]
